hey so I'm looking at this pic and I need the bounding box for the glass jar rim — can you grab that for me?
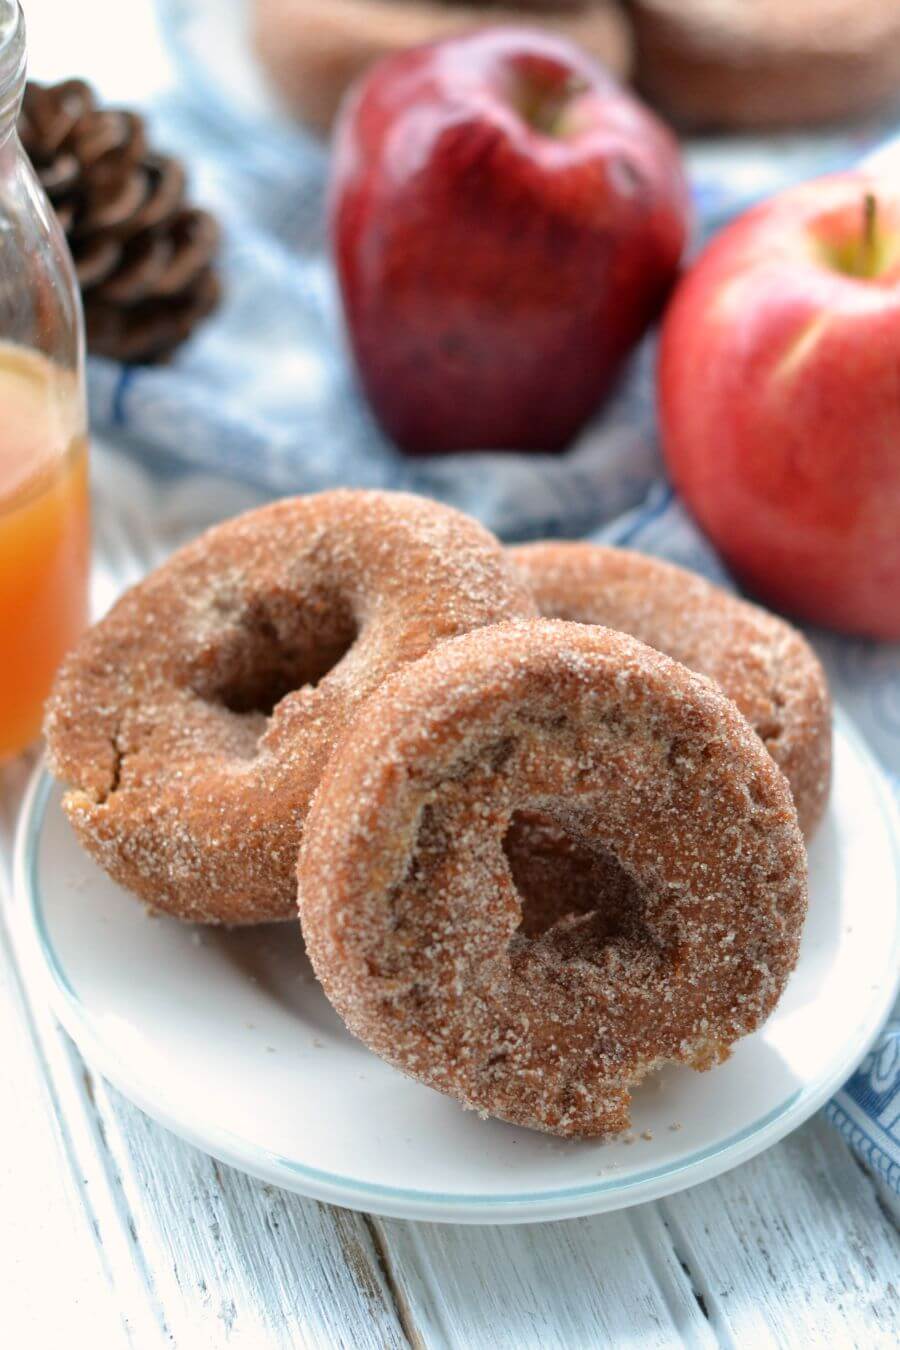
[0,1,25,128]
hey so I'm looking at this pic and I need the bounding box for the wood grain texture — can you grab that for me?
[0,765,131,1350]
[372,1206,717,1349]
[88,1078,409,1350]
[660,1116,900,1349]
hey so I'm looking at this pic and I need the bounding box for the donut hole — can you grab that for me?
[189,597,359,717]
[503,810,643,940]
[756,688,787,747]
[213,632,357,715]
[756,719,784,745]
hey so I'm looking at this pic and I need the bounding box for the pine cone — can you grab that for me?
[19,79,221,364]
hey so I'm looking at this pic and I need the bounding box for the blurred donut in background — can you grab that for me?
[252,0,632,134]
[253,0,900,135]
[629,0,900,130]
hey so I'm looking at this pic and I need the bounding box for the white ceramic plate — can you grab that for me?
[13,709,900,1224]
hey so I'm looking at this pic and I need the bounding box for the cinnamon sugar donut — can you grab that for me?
[509,542,831,837]
[299,619,808,1138]
[44,490,536,925]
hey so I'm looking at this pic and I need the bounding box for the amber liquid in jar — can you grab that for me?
[0,342,90,758]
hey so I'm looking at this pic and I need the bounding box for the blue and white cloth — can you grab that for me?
[83,57,900,1190]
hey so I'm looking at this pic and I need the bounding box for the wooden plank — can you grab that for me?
[89,1078,409,1350]
[372,1205,717,1349]
[660,1116,900,1350]
[0,962,130,1350]
[0,768,133,1350]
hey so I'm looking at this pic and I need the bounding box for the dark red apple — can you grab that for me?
[659,172,900,641]
[330,27,690,454]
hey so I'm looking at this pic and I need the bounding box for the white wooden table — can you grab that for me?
[1,452,899,1350]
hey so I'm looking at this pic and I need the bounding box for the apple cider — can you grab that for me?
[0,1,91,758]
[0,344,90,758]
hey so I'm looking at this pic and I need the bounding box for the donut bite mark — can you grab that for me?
[299,620,808,1139]
[44,490,536,924]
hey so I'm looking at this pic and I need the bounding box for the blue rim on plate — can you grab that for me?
[14,708,900,1222]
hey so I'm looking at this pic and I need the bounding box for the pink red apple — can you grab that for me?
[659,172,900,640]
[330,27,690,454]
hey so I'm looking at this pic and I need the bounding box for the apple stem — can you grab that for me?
[862,192,878,277]
[512,73,588,139]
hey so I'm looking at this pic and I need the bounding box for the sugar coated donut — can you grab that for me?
[45,490,536,924]
[299,619,808,1138]
[508,542,831,837]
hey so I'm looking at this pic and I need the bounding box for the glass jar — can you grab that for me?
[0,1,90,759]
